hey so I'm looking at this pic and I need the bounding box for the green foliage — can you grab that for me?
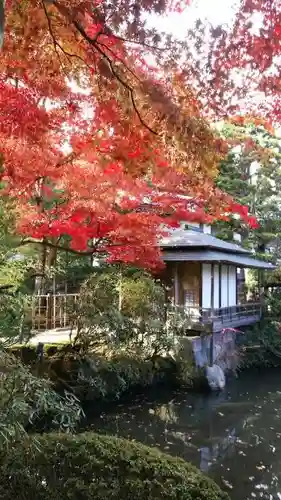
[50,268,200,402]
[121,273,165,320]
[0,432,229,500]
[266,290,281,319]
[72,354,177,402]
[216,122,281,259]
[0,348,84,445]
[239,319,281,370]
[0,293,32,346]
[53,252,101,292]
[46,352,191,403]
[0,195,38,345]
[236,290,281,369]
[265,266,281,286]
[8,343,195,403]
[8,342,74,362]
[70,268,175,359]
[0,194,37,290]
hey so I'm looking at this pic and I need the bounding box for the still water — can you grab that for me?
[87,370,281,500]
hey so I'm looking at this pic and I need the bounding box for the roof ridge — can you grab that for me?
[160,228,250,254]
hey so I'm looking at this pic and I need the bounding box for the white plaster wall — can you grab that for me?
[220,265,237,307]
[228,265,237,306]
[213,264,220,309]
[233,233,242,243]
[202,263,237,310]
[202,263,221,309]
[203,225,211,234]
[221,265,229,307]
[202,263,211,308]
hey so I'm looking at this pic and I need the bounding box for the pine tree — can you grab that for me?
[215,121,281,263]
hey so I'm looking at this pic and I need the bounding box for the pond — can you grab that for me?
[86,370,281,500]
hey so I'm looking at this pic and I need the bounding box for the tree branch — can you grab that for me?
[42,0,93,74]
[46,2,158,135]
[110,34,170,52]
[97,40,142,83]
[72,20,158,136]
[20,238,104,257]
[0,0,4,49]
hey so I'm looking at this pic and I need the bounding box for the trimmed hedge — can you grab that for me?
[0,432,229,500]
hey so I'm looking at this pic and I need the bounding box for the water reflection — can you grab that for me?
[200,427,237,473]
[87,371,281,500]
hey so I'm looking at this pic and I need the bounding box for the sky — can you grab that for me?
[148,0,239,35]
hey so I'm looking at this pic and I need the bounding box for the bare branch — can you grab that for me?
[42,0,68,76]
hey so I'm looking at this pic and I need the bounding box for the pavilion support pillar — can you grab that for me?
[174,263,180,306]
[210,263,215,366]
[227,265,230,308]
[258,269,265,313]
[218,264,222,309]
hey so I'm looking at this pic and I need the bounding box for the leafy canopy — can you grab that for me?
[186,1,281,122]
[0,0,253,269]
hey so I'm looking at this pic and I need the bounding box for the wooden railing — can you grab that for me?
[212,303,262,322]
[167,302,262,331]
[31,292,262,333]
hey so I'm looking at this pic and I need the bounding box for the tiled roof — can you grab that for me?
[161,249,276,269]
[160,229,250,254]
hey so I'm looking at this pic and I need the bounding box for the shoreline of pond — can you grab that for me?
[81,365,281,420]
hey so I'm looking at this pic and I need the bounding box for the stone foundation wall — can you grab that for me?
[191,330,238,371]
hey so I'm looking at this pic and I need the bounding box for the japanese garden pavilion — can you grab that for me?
[160,224,275,333]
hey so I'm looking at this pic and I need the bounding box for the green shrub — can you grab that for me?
[47,353,183,402]
[8,344,196,404]
[0,348,84,445]
[0,432,229,500]
[0,293,32,346]
[239,319,281,370]
[9,344,37,363]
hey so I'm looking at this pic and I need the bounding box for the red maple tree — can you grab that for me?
[184,0,281,123]
[0,0,253,270]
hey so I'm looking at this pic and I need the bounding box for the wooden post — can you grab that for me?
[174,263,180,306]
[118,269,123,312]
[210,263,215,366]
[218,264,222,309]
[210,263,215,312]
[226,266,229,308]
[258,269,265,314]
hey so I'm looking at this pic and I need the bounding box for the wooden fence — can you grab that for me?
[32,294,79,331]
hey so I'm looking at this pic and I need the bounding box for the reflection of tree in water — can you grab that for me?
[200,428,237,473]
[88,374,281,500]
[210,391,281,500]
[89,389,248,467]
